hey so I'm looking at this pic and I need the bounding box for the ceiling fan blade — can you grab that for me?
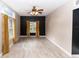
[38,12,42,14]
[38,9,43,11]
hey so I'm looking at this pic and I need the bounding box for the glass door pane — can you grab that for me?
[8,17,14,40]
[30,22,36,33]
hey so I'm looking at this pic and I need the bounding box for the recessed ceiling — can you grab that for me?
[1,0,69,16]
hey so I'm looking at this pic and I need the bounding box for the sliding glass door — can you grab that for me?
[8,17,14,41]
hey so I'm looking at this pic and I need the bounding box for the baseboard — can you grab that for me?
[9,39,13,48]
[47,37,71,57]
[9,37,19,48]
[19,36,46,37]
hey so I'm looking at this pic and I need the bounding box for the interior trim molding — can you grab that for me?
[47,37,71,57]
[19,35,46,37]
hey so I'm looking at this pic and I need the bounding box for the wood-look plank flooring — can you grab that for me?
[2,37,70,58]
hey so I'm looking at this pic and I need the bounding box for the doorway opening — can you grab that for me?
[30,21,36,36]
[26,20,39,38]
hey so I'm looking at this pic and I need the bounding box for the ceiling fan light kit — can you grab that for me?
[30,11,39,16]
[29,6,43,16]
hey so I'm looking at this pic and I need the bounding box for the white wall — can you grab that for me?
[15,14,20,41]
[74,0,79,9]
[46,0,75,55]
[0,12,2,56]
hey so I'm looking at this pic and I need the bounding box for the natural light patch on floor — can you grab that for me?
[2,37,70,58]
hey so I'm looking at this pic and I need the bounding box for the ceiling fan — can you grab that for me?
[27,6,44,16]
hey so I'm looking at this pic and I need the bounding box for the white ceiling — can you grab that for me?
[1,0,69,16]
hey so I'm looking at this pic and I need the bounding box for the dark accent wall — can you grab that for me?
[72,8,79,54]
[20,16,26,35]
[20,16,46,36]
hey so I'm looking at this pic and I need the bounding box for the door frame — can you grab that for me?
[36,21,39,38]
[13,19,17,43]
[26,20,30,37]
[26,20,40,38]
